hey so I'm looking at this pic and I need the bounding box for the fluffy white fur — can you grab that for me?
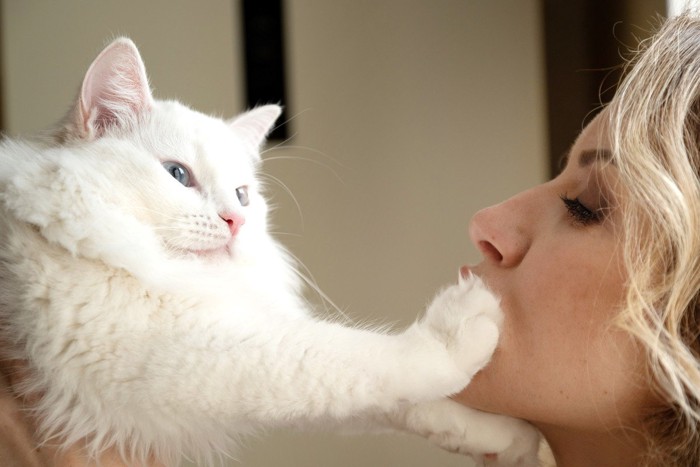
[0,39,539,466]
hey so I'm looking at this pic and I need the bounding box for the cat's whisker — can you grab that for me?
[261,153,346,185]
[268,231,302,238]
[152,226,190,233]
[258,173,305,229]
[265,108,310,145]
[130,207,223,227]
[262,143,345,167]
[260,110,331,157]
[262,142,350,183]
[283,249,354,324]
[263,129,298,152]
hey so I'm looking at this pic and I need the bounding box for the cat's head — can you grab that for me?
[3,38,291,291]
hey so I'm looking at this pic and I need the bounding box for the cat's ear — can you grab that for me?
[229,105,282,157]
[75,37,154,139]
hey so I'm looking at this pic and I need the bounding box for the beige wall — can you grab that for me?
[0,1,547,466]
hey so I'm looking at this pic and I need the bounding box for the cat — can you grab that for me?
[0,38,539,466]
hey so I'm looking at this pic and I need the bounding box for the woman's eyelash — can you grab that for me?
[559,194,602,226]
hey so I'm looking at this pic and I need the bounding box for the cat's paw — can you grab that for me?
[420,274,503,377]
[402,400,540,467]
[460,413,540,467]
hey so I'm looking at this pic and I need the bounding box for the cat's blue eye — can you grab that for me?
[162,161,192,187]
[236,186,250,206]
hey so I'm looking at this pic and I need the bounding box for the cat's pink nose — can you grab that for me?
[220,212,245,236]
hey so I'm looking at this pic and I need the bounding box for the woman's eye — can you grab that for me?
[162,161,192,187]
[560,194,602,226]
[236,186,250,206]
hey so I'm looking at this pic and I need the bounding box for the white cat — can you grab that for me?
[0,39,539,466]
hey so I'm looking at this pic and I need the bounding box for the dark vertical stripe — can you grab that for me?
[241,0,289,140]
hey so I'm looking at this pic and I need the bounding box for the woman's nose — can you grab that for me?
[469,192,533,268]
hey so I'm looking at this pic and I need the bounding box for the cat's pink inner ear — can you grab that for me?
[229,105,282,155]
[79,38,154,138]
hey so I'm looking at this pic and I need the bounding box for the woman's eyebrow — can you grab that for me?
[557,148,572,172]
[579,148,614,167]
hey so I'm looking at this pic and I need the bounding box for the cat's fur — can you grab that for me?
[0,39,539,466]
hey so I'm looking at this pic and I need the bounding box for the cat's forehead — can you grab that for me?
[141,101,256,177]
[147,102,238,145]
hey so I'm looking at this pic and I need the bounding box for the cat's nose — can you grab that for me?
[220,212,246,237]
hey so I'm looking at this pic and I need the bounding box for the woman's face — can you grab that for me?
[454,111,655,433]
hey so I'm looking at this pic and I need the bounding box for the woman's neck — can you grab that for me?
[537,423,649,467]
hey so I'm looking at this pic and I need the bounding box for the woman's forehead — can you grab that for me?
[575,111,611,151]
[564,110,612,167]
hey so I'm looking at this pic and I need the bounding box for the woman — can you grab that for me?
[2,12,699,467]
[454,12,700,466]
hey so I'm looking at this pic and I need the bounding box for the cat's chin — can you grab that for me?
[170,243,235,261]
[190,245,233,260]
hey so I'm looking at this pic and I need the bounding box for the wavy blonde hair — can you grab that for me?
[605,12,700,465]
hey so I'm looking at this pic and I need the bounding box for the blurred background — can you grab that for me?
[0,1,674,466]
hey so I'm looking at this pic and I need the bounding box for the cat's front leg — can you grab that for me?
[85,272,506,462]
[396,399,541,467]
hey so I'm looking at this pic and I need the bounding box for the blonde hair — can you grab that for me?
[606,12,700,465]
